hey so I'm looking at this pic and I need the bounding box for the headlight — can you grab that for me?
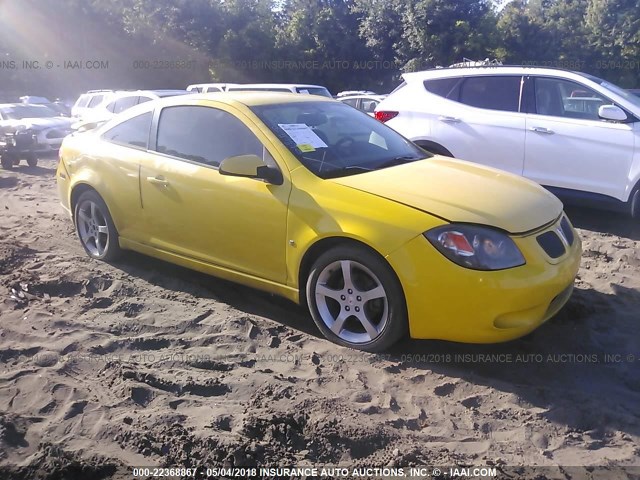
[424,224,525,271]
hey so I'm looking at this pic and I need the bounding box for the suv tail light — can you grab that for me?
[374,111,399,123]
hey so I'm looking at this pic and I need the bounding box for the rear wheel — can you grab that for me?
[1,155,14,170]
[74,190,122,261]
[306,245,407,352]
[26,154,38,167]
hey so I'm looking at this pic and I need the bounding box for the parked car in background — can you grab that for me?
[19,95,51,105]
[376,66,640,218]
[336,90,378,98]
[339,94,387,116]
[57,93,580,351]
[77,89,189,126]
[21,95,72,117]
[0,103,73,168]
[71,90,114,118]
[186,83,234,93]
[225,83,332,97]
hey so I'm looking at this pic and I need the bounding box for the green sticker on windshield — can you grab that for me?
[298,143,315,152]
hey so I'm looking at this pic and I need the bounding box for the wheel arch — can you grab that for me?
[413,139,453,157]
[297,236,406,309]
[70,183,100,221]
[630,179,640,219]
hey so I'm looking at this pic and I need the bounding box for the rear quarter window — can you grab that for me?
[75,95,90,108]
[458,76,522,112]
[87,95,105,108]
[424,77,463,100]
[102,112,152,149]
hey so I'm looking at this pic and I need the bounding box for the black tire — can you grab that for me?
[74,190,122,261]
[26,154,38,167]
[415,142,453,157]
[630,188,640,220]
[305,245,408,352]
[1,155,14,170]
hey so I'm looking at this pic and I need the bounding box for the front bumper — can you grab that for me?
[387,215,582,343]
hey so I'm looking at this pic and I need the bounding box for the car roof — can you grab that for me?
[95,92,342,133]
[188,83,231,87]
[336,90,377,96]
[338,94,386,100]
[147,89,190,97]
[402,65,596,82]
[108,90,189,99]
[227,83,327,89]
[0,103,49,108]
[184,91,335,106]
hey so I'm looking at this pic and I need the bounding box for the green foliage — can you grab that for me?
[0,0,638,100]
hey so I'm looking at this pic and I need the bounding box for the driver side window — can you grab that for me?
[534,77,613,121]
[154,106,266,168]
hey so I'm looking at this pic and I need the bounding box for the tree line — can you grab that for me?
[0,0,638,100]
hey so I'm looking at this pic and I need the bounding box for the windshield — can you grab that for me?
[295,87,332,98]
[0,104,60,119]
[577,72,640,109]
[251,101,429,179]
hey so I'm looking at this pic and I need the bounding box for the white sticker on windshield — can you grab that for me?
[278,123,328,149]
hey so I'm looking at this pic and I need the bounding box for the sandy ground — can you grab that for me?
[0,157,639,479]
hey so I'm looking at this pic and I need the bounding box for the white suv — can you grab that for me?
[71,90,114,118]
[78,89,189,124]
[376,67,640,218]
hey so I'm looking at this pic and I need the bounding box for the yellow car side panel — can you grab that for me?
[60,136,145,241]
[284,167,447,298]
[119,238,298,301]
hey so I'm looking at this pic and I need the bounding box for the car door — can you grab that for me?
[87,111,154,241]
[429,75,526,174]
[138,103,291,283]
[523,76,634,201]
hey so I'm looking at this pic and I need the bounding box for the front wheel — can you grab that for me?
[306,245,408,352]
[74,190,122,261]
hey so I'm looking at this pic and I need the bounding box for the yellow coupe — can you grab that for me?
[57,93,581,351]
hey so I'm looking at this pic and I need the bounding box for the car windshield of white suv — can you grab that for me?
[578,72,640,109]
[0,104,59,119]
[251,101,429,179]
[295,87,332,98]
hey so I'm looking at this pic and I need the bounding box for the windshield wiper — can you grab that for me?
[323,165,373,179]
[376,155,424,170]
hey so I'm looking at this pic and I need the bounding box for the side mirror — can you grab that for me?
[598,105,627,122]
[219,154,283,185]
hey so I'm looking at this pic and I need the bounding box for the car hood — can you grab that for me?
[330,157,563,234]
[0,117,73,131]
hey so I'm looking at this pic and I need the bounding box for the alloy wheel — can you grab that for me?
[314,259,389,344]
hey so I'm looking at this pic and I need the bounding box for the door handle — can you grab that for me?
[438,115,461,123]
[146,175,169,187]
[530,126,555,134]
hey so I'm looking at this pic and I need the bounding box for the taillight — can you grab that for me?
[374,110,399,123]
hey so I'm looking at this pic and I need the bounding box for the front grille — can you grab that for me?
[537,231,565,258]
[560,217,574,246]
